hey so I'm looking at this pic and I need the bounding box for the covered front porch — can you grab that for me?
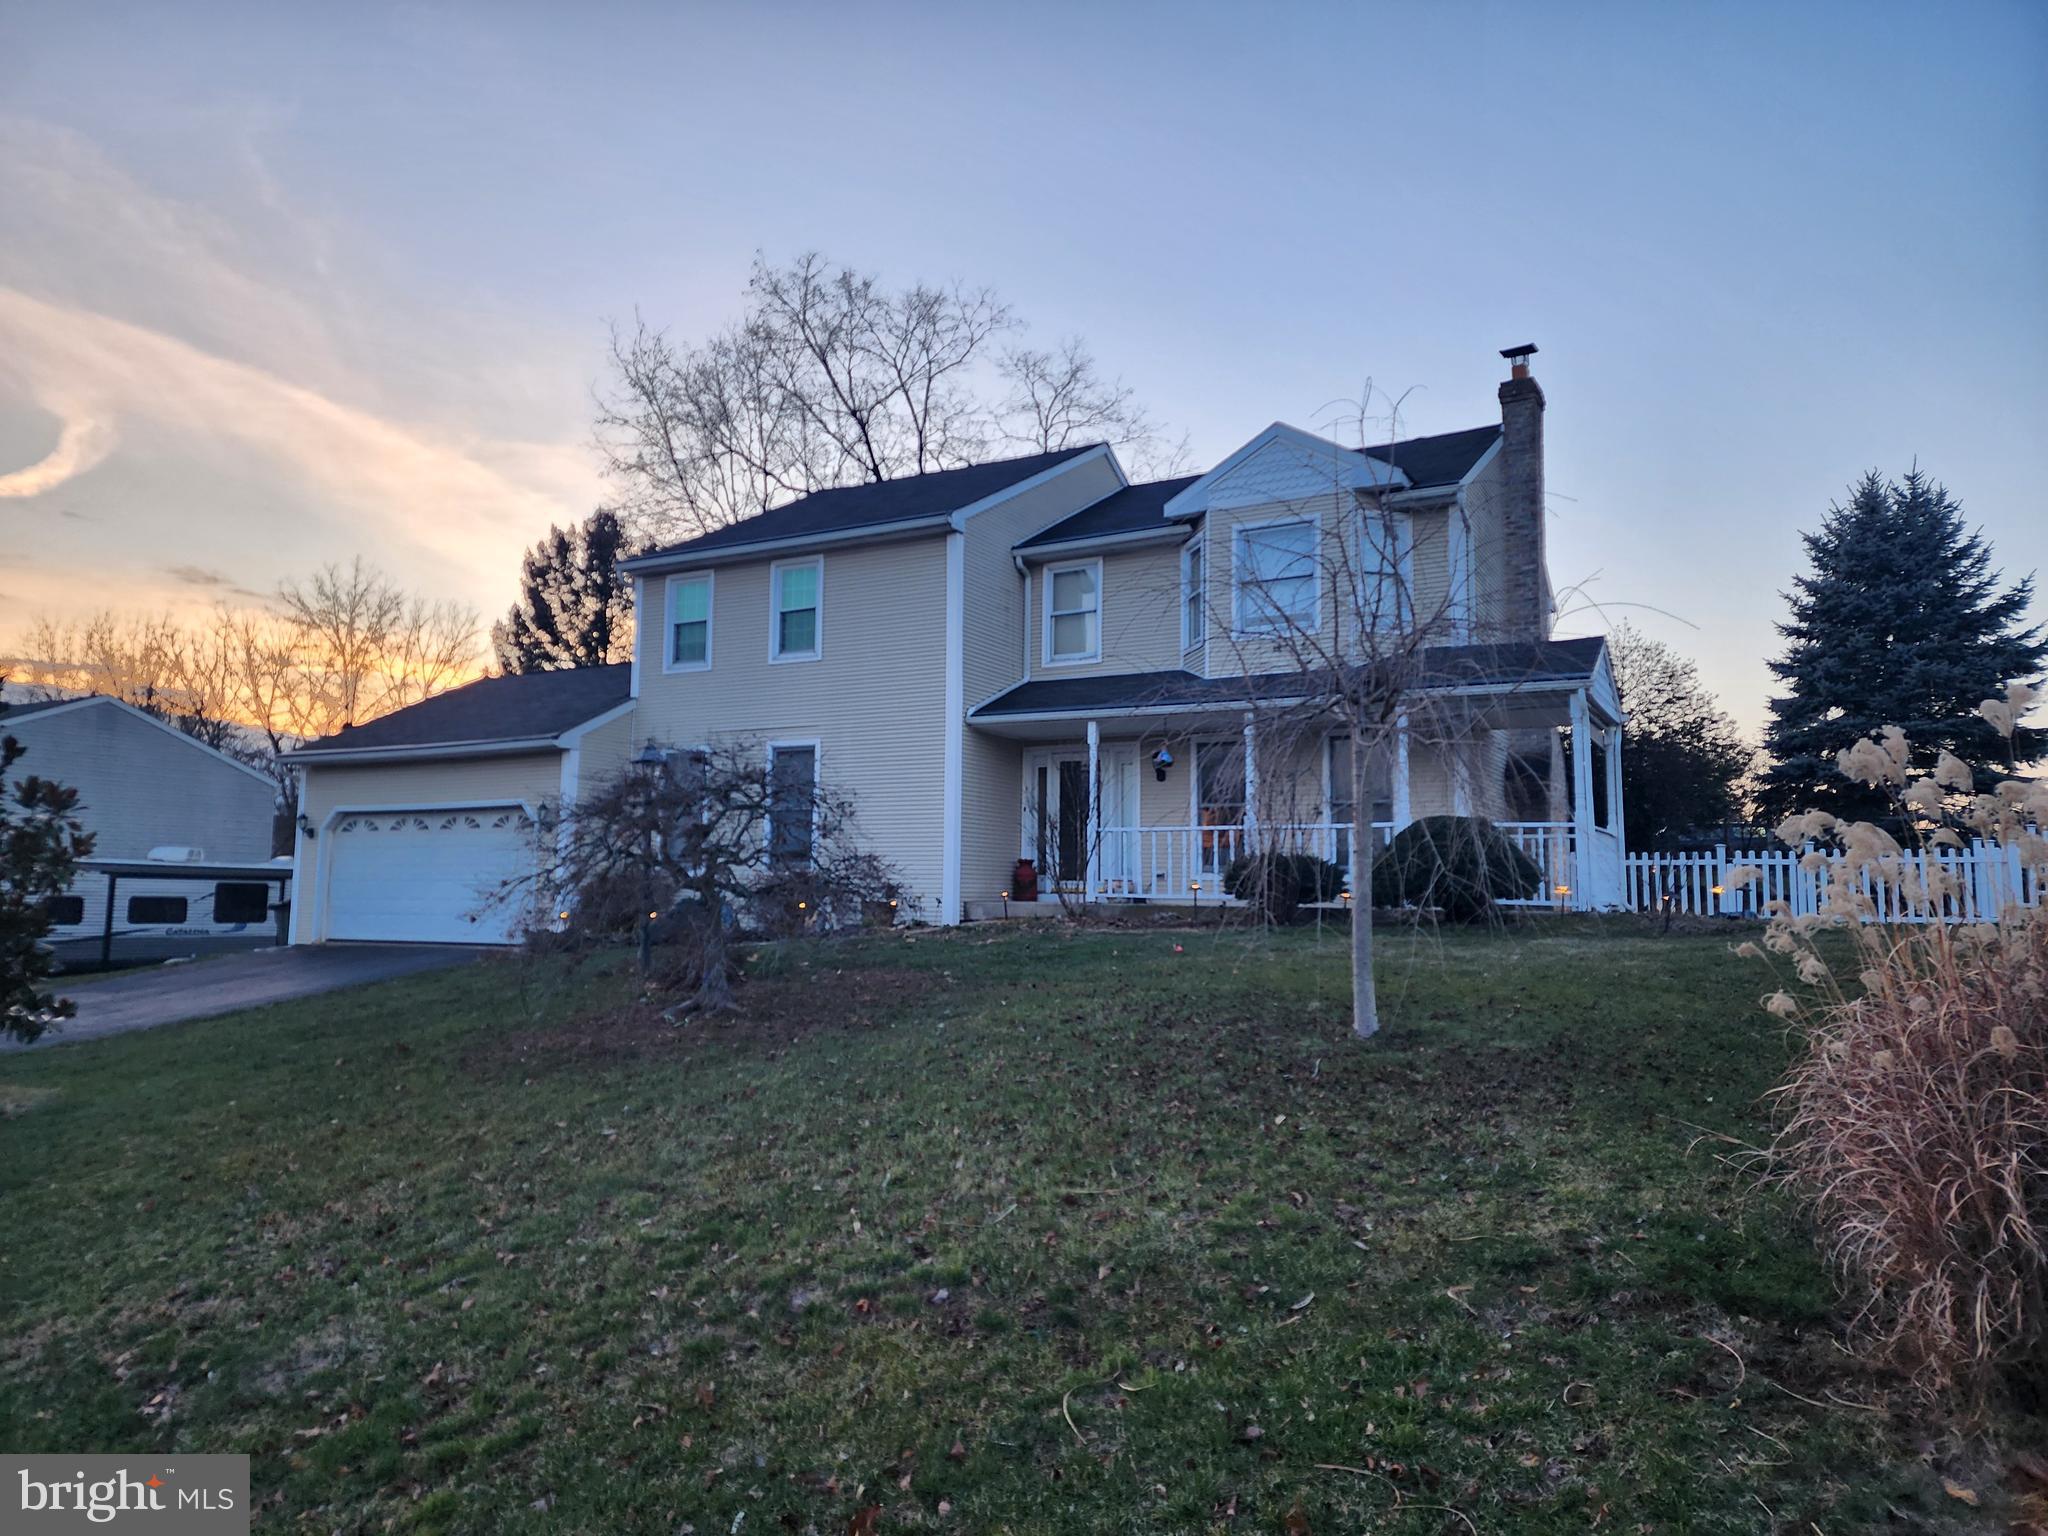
[965,641,1627,915]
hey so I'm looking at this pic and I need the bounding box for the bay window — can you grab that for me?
[1233,516,1318,634]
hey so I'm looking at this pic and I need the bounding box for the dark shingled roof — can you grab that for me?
[629,446,1099,565]
[969,637,1606,719]
[291,664,632,756]
[1358,424,1501,489]
[1014,475,1201,550]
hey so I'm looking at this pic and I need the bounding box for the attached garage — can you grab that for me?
[284,665,637,947]
[322,807,537,944]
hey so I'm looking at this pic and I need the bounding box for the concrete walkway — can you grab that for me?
[10,945,480,1051]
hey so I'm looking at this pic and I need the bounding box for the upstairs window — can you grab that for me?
[771,558,822,662]
[1182,537,1205,649]
[1044,560,1100,665]
[1234,516,1318,634]
[667,573,713,671]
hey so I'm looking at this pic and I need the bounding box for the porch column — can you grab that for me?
[1569,689,1594,911]
[1605,723,1626,873]
[1085,719,1101,902]
[1241,713,1259,847]
[1392,711,1411,829]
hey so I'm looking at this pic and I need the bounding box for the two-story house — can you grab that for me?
[283,346,1625,944]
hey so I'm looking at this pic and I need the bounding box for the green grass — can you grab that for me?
[0,921,2010,1532]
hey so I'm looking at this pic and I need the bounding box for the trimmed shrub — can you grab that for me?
[1223,851,1344,926]
[1369,815,1542,920]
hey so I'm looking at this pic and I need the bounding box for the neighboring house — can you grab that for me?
[282,664,634,943]
[0,694,284,960]
[282,344,1626,946]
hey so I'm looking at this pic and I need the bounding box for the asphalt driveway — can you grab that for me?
[9,945,481,1051]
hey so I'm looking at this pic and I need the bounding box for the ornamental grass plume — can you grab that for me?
[1741,682,2048,1418]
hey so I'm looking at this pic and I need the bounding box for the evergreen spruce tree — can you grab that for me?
[492,510,636,674]
[1759,470,2044,821]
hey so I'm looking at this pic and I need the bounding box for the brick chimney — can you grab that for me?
[1497,343,1549,640]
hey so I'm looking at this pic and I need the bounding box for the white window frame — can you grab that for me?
[663,571,714,673]
[1181,536,1205,651]
[766,737,822,865]
[1041,557,1102,667]
[768,556,824,664]
[1232,513,1320,637]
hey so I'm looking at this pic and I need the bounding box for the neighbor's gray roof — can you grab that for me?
[289,664,632,757]
[970,637,1607,719]
[0,696,89,724]
[626,446,1099,567]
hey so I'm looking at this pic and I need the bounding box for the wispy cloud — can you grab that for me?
[0,390,114,498]
[0,114,603,623]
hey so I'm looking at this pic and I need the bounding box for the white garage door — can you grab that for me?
[323,808,537,945]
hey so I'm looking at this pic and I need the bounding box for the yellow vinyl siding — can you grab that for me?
[633,537,952,916]
[1023,542,1186,681]
[955,452,1125,903]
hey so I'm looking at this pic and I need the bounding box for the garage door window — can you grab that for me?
[128,895,188,924]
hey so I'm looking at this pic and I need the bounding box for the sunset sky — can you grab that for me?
[2,1,2042,732]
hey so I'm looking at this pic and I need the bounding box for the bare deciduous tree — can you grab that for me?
[997,337,1190,479]
[504,740,902,1015]
[1195,396,1540,1040]
[597,253,1187,547]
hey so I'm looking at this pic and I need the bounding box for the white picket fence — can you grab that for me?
[1623,840,2042,924]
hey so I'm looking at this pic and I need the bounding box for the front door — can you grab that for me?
[1025,746,1140,892]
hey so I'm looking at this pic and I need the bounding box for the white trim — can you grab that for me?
[1231,512,1321,637]
[1457,434,1504,488]
[950,444,1123,529]
[1163,422,1410,520]
[941,531,965,925]
[1041,556,1103,667]
[662,570,715,673]
[1393,713,1412,828]
[767,555,824,664]
[1016,526,1187,559]
[629,576,643,698]
[765,737,823,863]
[1180,535,1206,653]
[4,694,276,787]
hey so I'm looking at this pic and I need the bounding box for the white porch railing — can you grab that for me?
[1624,840,2043,924]
[1061,820,1586,909]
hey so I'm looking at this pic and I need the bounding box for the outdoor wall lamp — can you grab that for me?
[1151,747,1174,782]
[297,813,315,841]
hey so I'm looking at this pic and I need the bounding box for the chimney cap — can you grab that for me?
[1499,343,1538,361]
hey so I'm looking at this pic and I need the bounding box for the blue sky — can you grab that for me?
[2,0,2042,729]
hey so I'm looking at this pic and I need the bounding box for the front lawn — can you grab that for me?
[0,922,2012,1531]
